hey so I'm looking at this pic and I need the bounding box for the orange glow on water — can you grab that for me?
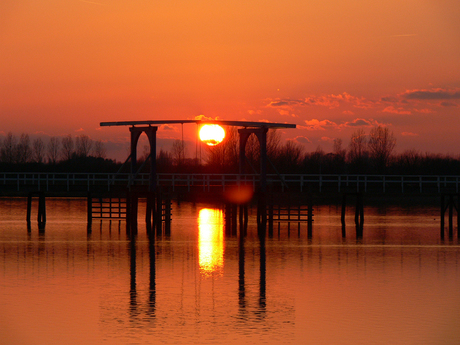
[198,208,224,276]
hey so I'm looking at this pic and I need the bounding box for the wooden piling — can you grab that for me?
[26,192,46,228]
[87,192,92,225]
[341,194,346,227]
[27,192,32,224]
[440,194,445,239]
[449,194,454,238]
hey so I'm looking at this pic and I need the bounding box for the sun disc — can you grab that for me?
[199,124,225,146]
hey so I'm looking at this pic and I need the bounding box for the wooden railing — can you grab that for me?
[1,172,459,194]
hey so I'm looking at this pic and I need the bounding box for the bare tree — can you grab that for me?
[205,127,239,171]
[267,129,282,161]
[368,125,396,169]
[332,138,347,172]
[274,140,304,172]
[171,139,186,166]
[61,135,74,161]
[47,137,60,164]
[333,138,346,160]
[157,149,173,172]
[32,138,45,163]
[16,133,31,163]
[75,134,93,157]
[93,139,106,159]
[348,129,367,164]
[0,132,16,163]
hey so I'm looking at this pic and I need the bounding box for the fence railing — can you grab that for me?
[1,172,459,194]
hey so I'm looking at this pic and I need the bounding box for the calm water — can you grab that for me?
[1,197,460,345]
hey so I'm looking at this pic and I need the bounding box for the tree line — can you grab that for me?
[199,125,460,175]
[2,126,460,175]
[0,132,116,172]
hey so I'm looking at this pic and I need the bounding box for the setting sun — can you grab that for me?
[199,124,225,146]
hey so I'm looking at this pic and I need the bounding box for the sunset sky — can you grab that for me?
[1,0,459,160]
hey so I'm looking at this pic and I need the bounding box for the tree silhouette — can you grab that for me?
[368,125,396,171]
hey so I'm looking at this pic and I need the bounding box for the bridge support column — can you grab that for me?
[130,126,158,192]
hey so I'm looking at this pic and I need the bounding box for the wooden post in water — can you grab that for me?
[27,192,46,229]
[164,194,171,236]
[145,193,155,235]
[224,203,232,236]
[355,193,364,238]
[87,192,92,225]
[341,194,346,226]
[341,194,346,237]
[440,193,459,239]
[126,192,138,235]
[232,204,237,236]
[26,192,32,225]
[268,200,274,237]
[449,194,454,238]
[156,192,163,235]
[457,194,460,238]
[440,194,445,239]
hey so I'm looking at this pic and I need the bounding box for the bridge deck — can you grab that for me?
[1,172,459,195]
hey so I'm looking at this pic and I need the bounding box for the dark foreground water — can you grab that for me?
[1,198,459,345]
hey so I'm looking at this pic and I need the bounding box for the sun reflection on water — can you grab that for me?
[198,208,224,276]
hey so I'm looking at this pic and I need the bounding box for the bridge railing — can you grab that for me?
[1,172,459,194]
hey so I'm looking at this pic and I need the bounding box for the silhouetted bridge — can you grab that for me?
[2,172,460,195]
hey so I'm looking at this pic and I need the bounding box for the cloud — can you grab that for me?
[160,124,176,131]
[440,101,458,107]
[380,96,399,103]
[401,88,460,100]
[413,108,433,113]
[294,136,311,144]
[340,118,375,128]
[304,92,376,109]
[382,106,411,115]
[267,93,377,111]
[268,99,306,107]
[194,114,215,121]
[321,137,334,142]
[401,132,418,137]
[304,119,337,130]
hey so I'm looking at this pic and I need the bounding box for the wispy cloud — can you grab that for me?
[268,92,376,110]
[293,136,311,144]
[382,106,411,115]
[401,88,460,100]
[340,118,377,128]
[160,124,176,131]
[304,119,338,130]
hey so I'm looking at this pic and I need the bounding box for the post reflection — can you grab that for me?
[237,212,267,319]
[127,232,156,320]
[198,208,224,276]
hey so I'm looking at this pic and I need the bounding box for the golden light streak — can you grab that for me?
[198,208,224,276]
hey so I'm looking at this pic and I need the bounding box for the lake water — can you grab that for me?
[1,197,460,345]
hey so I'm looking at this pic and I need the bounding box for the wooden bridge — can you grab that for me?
[2,172,460,194]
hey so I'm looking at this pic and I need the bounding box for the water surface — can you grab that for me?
[1,198,459,344]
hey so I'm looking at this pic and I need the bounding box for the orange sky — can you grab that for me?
[1,0,460,160]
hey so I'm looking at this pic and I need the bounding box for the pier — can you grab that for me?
[5,119,460,240]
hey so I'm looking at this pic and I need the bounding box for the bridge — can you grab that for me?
[2,172,460,195]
